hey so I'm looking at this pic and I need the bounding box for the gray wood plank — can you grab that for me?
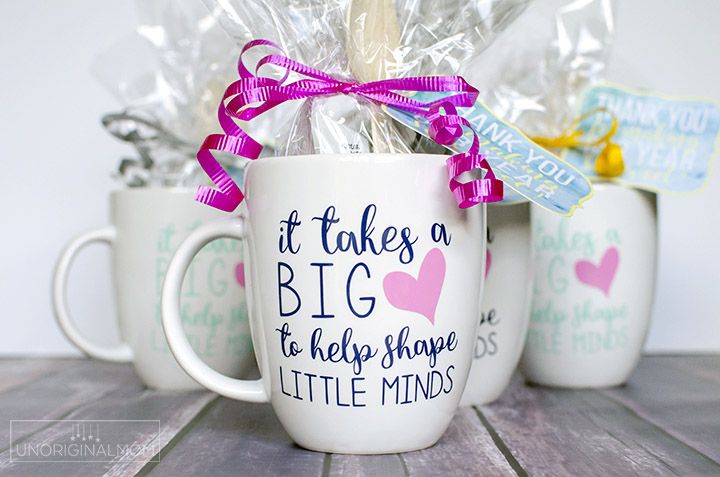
[103,392,216,477]
[401,407,517,477]
[0,359,64,394]
[329,453,406,477]
[602,355,720,464]
[480,373,720,477]
[0,356,716,477]
[668,354,720,384]
[0,359,139,450]
[145,399,326,477]
[0,387,215,477]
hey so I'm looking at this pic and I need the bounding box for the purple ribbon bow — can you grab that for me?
[196,39,503,211]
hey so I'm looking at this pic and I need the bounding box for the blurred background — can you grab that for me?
[1,0,718,355]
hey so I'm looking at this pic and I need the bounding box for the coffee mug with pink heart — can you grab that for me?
[161,154,488,454]
[522,183,657,388]
[52,189,254,390]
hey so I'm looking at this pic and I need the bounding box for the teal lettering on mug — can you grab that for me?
[606,228,622,245]
[531,222,632,355]
[548,256,568,293]
[157,223,176,253]
[181,303,223,329]
[153,223,247,359]
[530,299,567,326]
[183,259,199,298]
[572,300,627,329]
[572,326,628,354]
[224,333,253,356]
[535,220,595,258]
[208,258,228,297]
[526,328,561,354]
[228,304,249,330]
[200,237,241,255]
[186,328,217,358]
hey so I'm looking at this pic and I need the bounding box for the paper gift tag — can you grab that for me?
[563,82,720,193]
[384,93,593,216]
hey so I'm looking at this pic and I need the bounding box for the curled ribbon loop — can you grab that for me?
[531,107,624,178]
[196,39,503,211]
[431,103,504,208]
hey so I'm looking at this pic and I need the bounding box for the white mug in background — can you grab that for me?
[461,202,533,406]
[52,189,255,390]
[162,154,487,454]
[521,183,657,388]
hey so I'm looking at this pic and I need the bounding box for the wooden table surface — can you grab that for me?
[0,355,717,476]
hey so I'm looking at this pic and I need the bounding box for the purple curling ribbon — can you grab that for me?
[195,39,502,211]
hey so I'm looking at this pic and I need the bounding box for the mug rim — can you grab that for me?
[588,180,657,198]
[247,152,446,167]
[110,187,197,199]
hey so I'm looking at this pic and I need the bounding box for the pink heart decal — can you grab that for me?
[485,249,492,279]
[575,247,619,297]
[383,248,446,325]
[235,262,246,288]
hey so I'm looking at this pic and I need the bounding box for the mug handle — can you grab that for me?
[161,217,269,403]
[52,227,134,362]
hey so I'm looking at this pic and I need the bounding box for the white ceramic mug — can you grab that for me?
[461,202,533,406]
[53,189,255,390]
[162,154,487,454]
[521,183,657,388]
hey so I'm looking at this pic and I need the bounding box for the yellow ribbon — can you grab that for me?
[531,107,624,177]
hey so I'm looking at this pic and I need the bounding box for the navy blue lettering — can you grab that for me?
[291,369,303,399]
[443,365,455,393]
[335,378,350,407]
[346,262,375,318]
[305,372,316,402]
[277,262,301,317]
[279,210,302,254]
[311,204,418,264]
[310,262,335,318]
[275,322,303,357]
[382,376,399,405]
[279,366,291,398]
[351,377,366,407]
[382,327,458,369]
[310,327,377,375]
[431,222,452,246]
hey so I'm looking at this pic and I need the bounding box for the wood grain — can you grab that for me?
[328,453,407,477]
[0,388,215,477]
[0,359,138,450]
[480,373,720,476]
[0,359,63,395]
[401,406,517,477]
[146,398,326,477]
[0,356,717,476]
[602,355,720,464]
